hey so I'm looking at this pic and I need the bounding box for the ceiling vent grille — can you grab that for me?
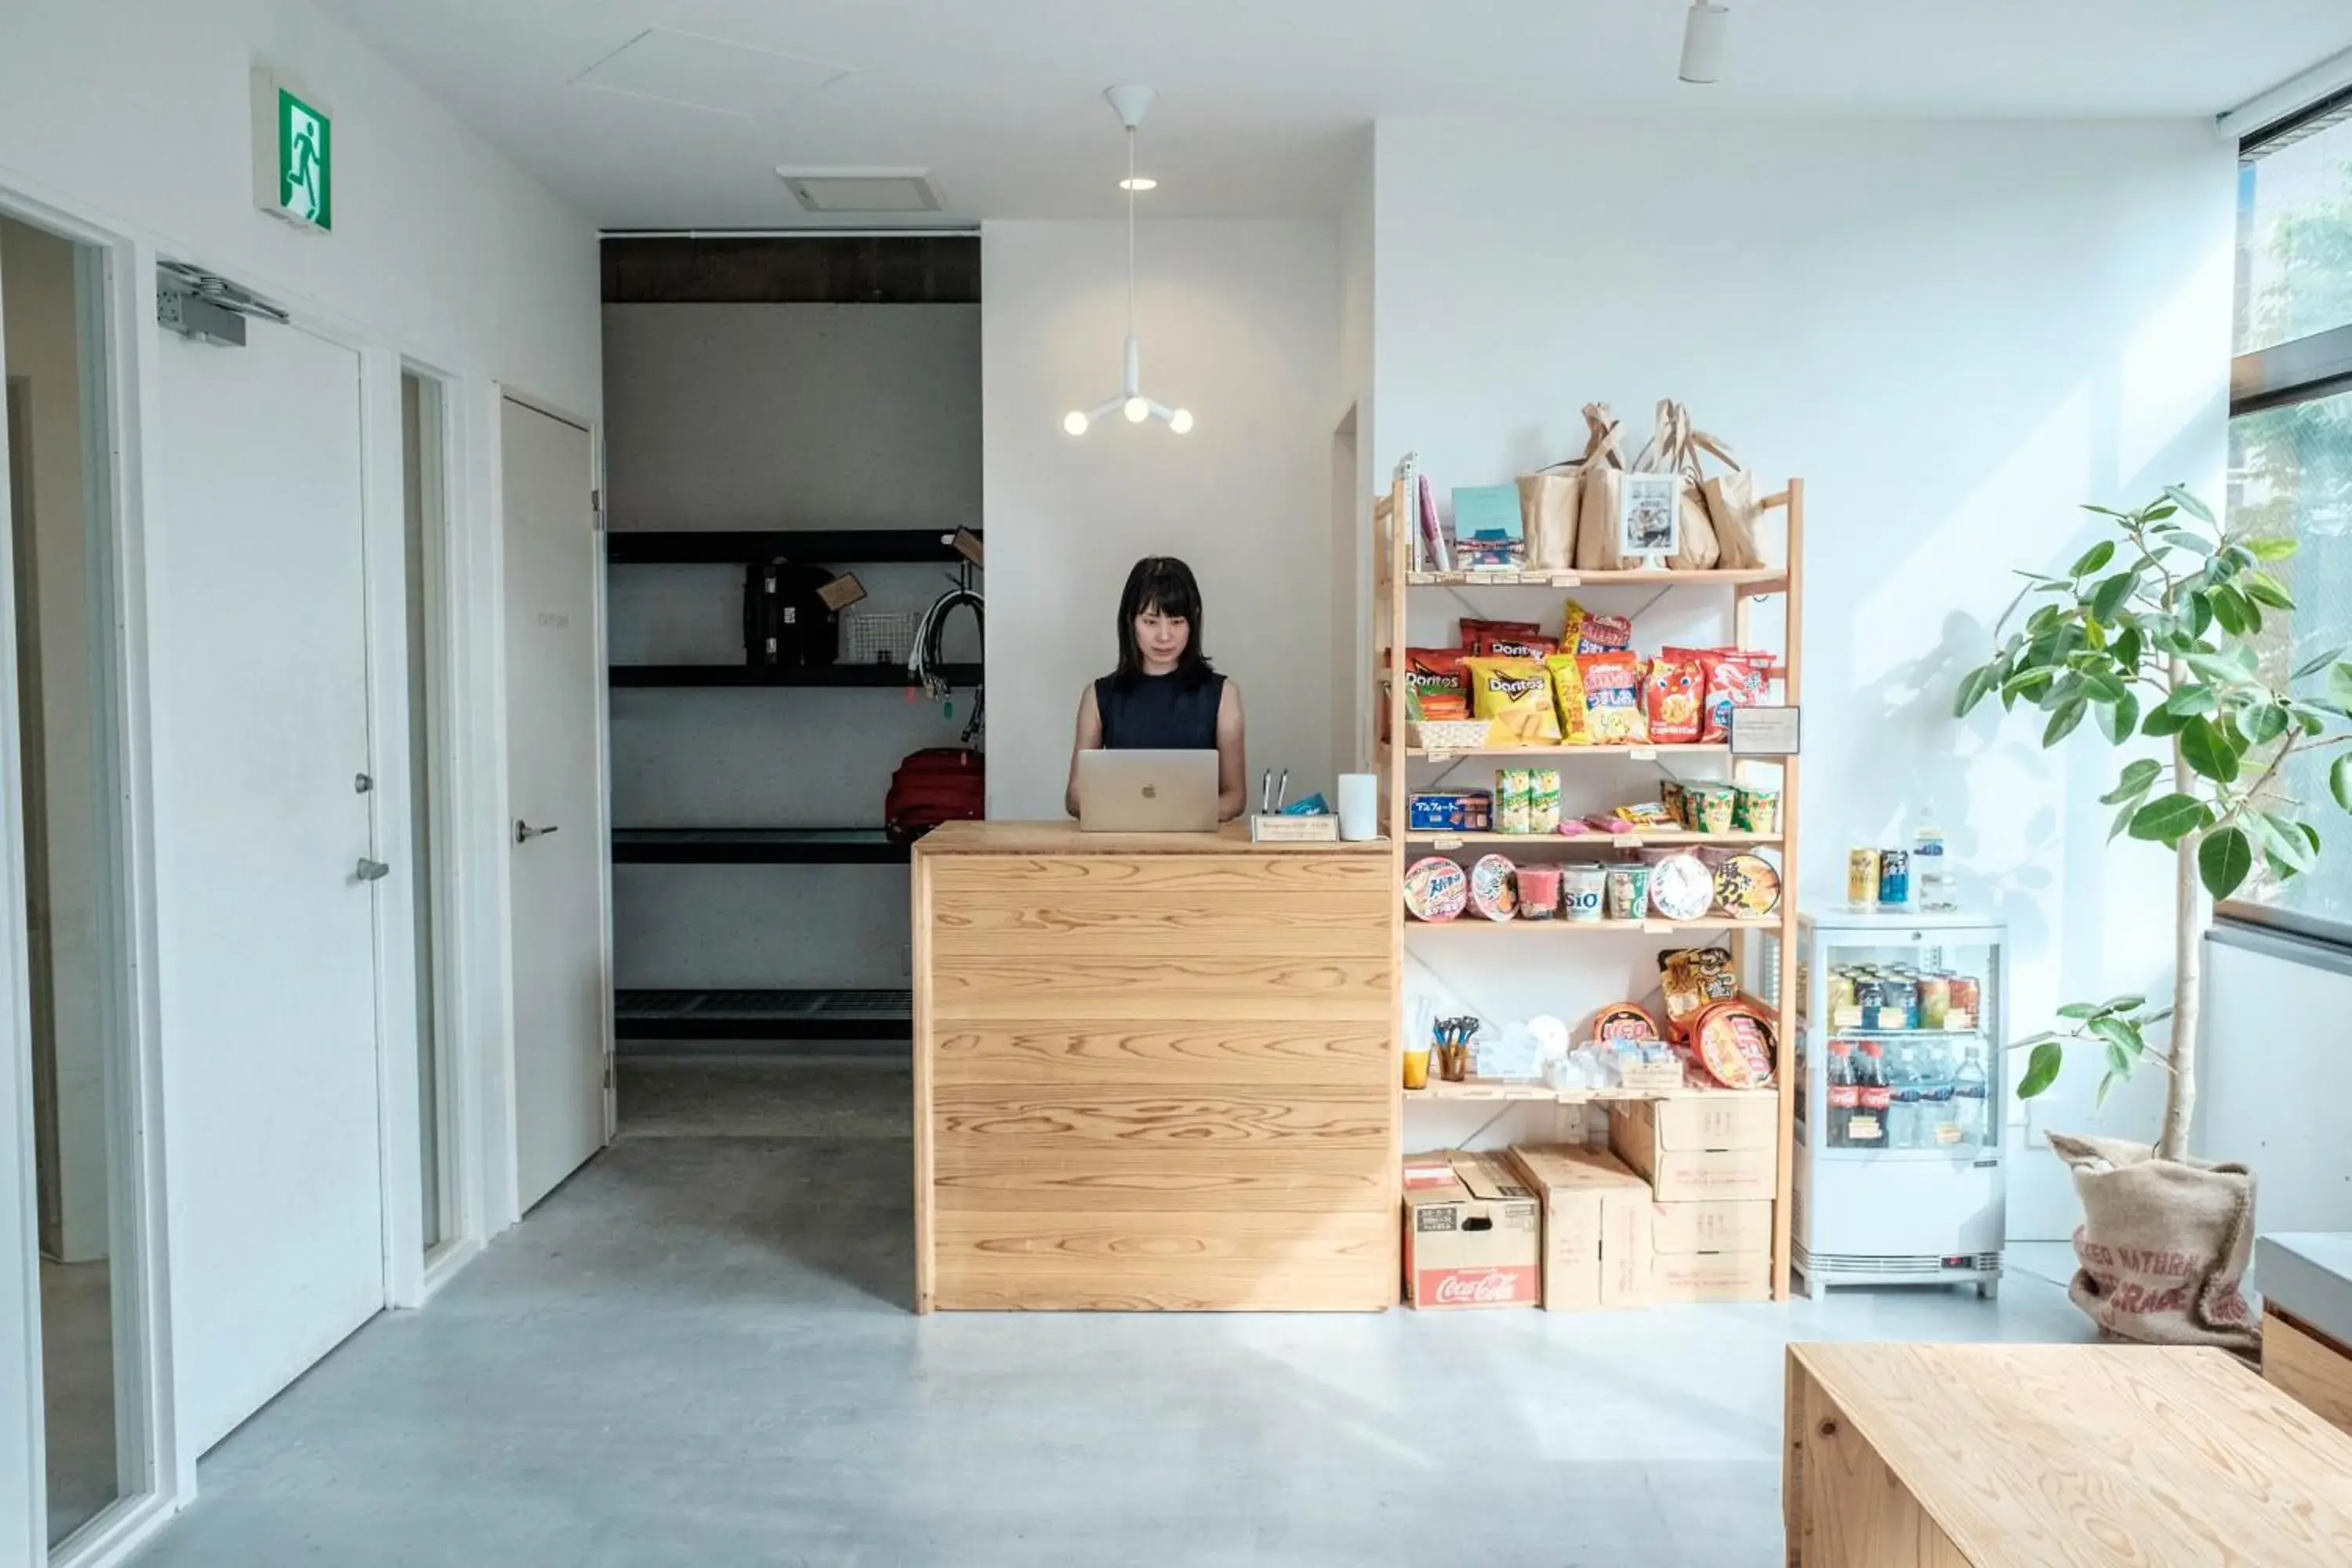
[775,169,942,213]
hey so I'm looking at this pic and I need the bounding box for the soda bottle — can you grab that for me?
[1952,1041,1991,1149]
[1850,1043,1891,1150]
[1826,1040,1857,1148]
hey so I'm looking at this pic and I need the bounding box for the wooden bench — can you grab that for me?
[1786,1342,2352,1566]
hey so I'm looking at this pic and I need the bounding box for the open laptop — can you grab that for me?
[1076,749,1220,833]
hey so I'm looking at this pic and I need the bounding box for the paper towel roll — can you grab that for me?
[1338,773,1378,840]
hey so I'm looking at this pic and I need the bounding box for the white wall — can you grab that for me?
[2201,933,2352,1233]
[1370,116,2234,1236]
[982,220,1344,818]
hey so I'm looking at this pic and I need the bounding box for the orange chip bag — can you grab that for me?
[1646,650,1705,744]
[1576,652,1649,745]
[1464,656,1561,745]
[1406,647,1471,721]
[1544,652,1590,744]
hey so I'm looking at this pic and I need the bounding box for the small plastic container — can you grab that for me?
[1515,864,1563,919]
[1562,864,1608,922]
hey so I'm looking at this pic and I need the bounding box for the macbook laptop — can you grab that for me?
[1076,749,1219,833]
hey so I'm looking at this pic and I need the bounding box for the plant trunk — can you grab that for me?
[2159,731,2205,1161]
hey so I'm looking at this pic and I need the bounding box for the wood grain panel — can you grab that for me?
[1787,1357,1968,1566]
[932,889,1392,937]
[918,821,1392,859]
[933,923,1388,964]
[932,1024,1392,1086]
[932,1209,1394,1312]
[930,956,1393,1022]
[927,853,1389,897]
[933,1141,1390,1211]
[933,1085,1390,1148]
[2266,1311,2352,1436]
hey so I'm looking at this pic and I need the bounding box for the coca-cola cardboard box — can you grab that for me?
[1508,1143,1652,1310]
[1608,1093,1776,1203]
[1402,1151,1540,1309]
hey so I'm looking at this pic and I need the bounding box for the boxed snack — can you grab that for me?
[1650,1199,1773,1255]
[1408,791,1492,833]
[1653,1249,1774,1304]
[1402,1151,1541,1309]
[1508,1144,1653,1310]
[1465,657,1563,746]
[1608,1094,1777,1203]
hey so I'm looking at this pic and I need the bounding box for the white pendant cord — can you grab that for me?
[1060,85,1190,436]
[1126,126,1138,344]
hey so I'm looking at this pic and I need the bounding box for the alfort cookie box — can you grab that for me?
[1508,1144,1652,1310]
[1402,1152,1540,1309]
[1608,1094,1777,1203]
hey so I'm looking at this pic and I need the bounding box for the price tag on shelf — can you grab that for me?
[1730,705,1801,756]
[1628,746,1659,761]
[1831,1006,1863,1029]
[1432,836,1465,851]
[1947,1010,1975,1031]
[1876,1008,1907,1031]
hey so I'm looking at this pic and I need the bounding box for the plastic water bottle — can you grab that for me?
[1912,807,1957,913]
[1951,1043,1991,1149]
[1916,1037,1958,1149]
[1889,1044,1923,1149]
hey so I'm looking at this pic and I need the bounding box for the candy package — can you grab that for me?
[1464,656,1562,745]
[1700,648,1771,742]
[1613,801,1678,829]
[1576,652,1650,745]
[1563,598,1633,653]
[1406,647,1471,721]
[1646,650,1705,744]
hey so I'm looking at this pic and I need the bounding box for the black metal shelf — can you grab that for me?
[613,828,907,866]
[604,528,975,565]
[608,662,981,688]
[614,987,911,1041]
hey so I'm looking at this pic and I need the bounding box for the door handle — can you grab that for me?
[355,858,390,882]
[515,821,560,844]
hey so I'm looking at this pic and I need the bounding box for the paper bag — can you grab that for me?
[1693,430,1766,570]
[1517,469,1580,571]
[1657,402,1720,571]
[1571,405,1629,571]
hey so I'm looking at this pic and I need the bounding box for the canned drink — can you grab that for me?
[1920,974,1951,1030]
[1948,975,1980,1029]
[1892,978,1921,1030]
[1854,978,1886,1022]
[1846,848,1881,907]
[1878,848,1911,906]
[1828,970,1857,1017]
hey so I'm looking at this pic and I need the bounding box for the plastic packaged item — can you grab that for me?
[1459,618,1541,651]
[1604,863,1650,920]
[1951,1043,1990,1146]
[1576,652,1650,745]
[1712,853,1781,919]
[1657,945,1738,1039]
[1543,652,1591,744]
[1646,852,1715,921]
[1564,600,1633,652]
[1529,771,1562,834]
[1913,805,1957,911]
[1849,1043,1891,1149]
[1409,791,1491,833]
[1561,864,1607,922]
[1406,648,1472,721]
[1613,801,1678,829]
[1497,769,1533,833]
[1478,633,1559,662]
[1699,649,1769,742]
[1464,657,1562,745]
[1515,864,1562,919]
[1646,649,1707,744]
[1468,855,1519,920]
[1733,785,1780,834]
[1661,779,1688,828]
[1687,784,1738,835]
[1403,856,1468,921]
[1827,1040,1857,1147]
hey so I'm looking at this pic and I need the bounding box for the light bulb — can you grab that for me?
[1169,408,1194,434]
[1123,396,1149,423]
[1119,176,1158,191]
[1063,410,1089,435]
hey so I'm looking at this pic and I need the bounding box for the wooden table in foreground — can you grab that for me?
[1784,1342,2352,1566]
[910,821,1398,1312]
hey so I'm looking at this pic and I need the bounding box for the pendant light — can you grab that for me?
[1062,85,1192,436]
[1679,2,1730,84]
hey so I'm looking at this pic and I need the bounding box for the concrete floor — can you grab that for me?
[130,1062,2096,1567]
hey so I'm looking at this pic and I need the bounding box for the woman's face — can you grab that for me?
[1132,603,1191,671]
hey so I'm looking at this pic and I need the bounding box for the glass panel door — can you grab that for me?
[1820,933,2000,1158]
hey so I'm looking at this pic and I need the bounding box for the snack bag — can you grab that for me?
[1464,656,1562,745]
[1657,945,1738,1043]
[1460,617,1540,652]
[1542,652,1590,743]
[1406,647,1471,722]
[1700,648,1770,742]
[1563,599,1633,654]
[1646,650,1705,744]
[1479,633,1559,661]
[1576,652,1650,745]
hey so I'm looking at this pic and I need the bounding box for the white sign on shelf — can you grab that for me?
[1730,705,1801,757]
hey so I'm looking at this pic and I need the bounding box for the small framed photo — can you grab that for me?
[1617,472,1680,560]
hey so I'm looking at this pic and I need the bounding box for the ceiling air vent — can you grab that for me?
[775,169,943,213]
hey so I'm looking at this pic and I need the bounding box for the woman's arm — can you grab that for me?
[1065,684,1102,818]
[1215,681,1247,821]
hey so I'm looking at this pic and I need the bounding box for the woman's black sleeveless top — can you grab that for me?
[1095,670,1225,751]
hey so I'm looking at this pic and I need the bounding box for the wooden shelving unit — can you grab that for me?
[1371,473,1806,1301]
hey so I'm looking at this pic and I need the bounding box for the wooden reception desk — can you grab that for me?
[911,822,1399,1312]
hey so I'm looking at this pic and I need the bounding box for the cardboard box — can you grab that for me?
[1402,1151,1541,1309]
[1650,1200,1773,1256]
[1652,1249,1774,1303]
[1609,1094,1777,1203]
[1508,1144,1652,1310]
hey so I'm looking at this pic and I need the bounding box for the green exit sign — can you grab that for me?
[252,69,332,232]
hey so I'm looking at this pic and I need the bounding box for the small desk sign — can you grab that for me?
[1730,704,1801,756]
[252,69,333,233]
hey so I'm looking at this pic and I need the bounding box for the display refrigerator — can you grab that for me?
[1783,911,2008,1298]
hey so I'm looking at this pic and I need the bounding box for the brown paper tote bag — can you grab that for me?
[1572,404,1628,570]
[1659,402,1720,571]
[1692,430,1766,570]
[1516,467,1581,572]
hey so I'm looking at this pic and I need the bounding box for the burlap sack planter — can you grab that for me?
[2049,1131,2259,1356]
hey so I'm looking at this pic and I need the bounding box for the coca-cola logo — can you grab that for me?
[1432,1269,1523,1305]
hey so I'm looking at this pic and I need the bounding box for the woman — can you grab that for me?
[1065,556,1247,820]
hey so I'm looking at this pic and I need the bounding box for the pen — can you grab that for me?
[1276,769,1288,811]
[1259,769,1272,815]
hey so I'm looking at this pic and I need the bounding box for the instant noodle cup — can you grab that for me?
[1544,652,1591,744]
[1689,783,1738,835]
[1468,855,1520,920]
[1604,863,1650,920]
[1514,864,1562,919]
[1561,865,1607,922]
[1733,784,1780,834]
[1646,651,1705,744]
[1590,1002,1661,1042]
[1657,944,1740,1040]
[1713,852,1781,919]
[1692,999,1777,1089]
[1403,856,1468,921]
[1464,656,1562,746]
[1646,852,1715,921]
[1576,652,1650,746]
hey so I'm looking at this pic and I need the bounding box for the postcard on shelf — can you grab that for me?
[1616,472,1680,561]
[1451,484,1525,569]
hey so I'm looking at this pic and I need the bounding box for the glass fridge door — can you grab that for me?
[1814,928,2001,1160]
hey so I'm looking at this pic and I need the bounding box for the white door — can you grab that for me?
[502,398,608,1211]
[156,317,383,1452]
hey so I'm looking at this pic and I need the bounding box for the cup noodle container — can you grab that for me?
[1562,865,1608,922]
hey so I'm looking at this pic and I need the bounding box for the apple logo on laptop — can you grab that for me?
[1142,785,1158,799]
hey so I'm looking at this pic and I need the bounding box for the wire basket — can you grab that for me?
[842,611,918,667]
[1406,719,1493,750]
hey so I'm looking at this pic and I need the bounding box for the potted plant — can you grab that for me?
[1954,485,2332,1351]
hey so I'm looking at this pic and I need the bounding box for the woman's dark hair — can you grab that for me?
[1111,555,1214,689]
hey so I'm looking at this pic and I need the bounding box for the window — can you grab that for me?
[2225,96,2352,943]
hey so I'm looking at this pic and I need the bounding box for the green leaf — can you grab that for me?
[2327,663,2352,713]
[2099,691,2140,745]
[2256,810,2317,873]
[2078,670,2129,704]
[2071,539,2115,578]
[2129,793,2212,843]
[2187,593,2215,637]
[2089,572,2134,622]
[2142,703,2187,738]
[2019,1040,2065,1100]
[2112,624,2143,670]
[2096,1070,2119,1109]
[2293,645,2344,681]
[2056,1002,2099,1021]
[2100,758,2163,804]
[2110,799,2138,841]
[2089,1015,2143,1058]
[2042,699,2088,747]
[2187,652,2246,688]
[2161,485,2216,524]
[2209,586,2249,637]
[2100,994,2147,1014]
[2169,686,2219,717]
[2241,701,2288,746]
[2179,717,2240,784]
[2002,666,2056,704]
[2302,820,2323,854]
[2027,604,2063,637]
[1954,665,1998,718]
[2333,753,2352,815]
[2160,529,2216,557]
[2241,571,2296,611]
[2198,826,2254,900]
[2249,535,2298,561]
